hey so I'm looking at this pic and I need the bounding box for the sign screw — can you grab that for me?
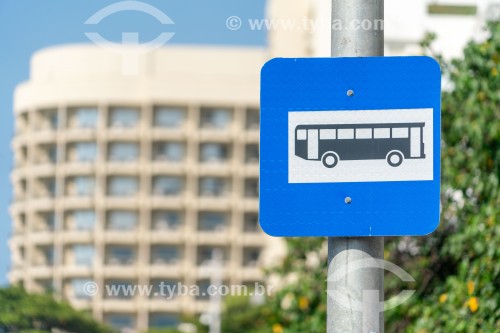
[345,197,352,204]
[347,89,354,97]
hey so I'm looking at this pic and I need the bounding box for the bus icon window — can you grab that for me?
[295,123,426,168]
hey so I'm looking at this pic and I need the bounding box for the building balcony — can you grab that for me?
[242,164,259,177]
[104,231,138,244]
[30,130,58,143]
[9,202,27,215]
[196,197,232,211]
[60,265,94,277]
[239,266,263,281]
[150,195,186,208]
[239,198,259,211]
[198,128,235,141]
[8,269,24,283]
[243,131,259,143]
[62,230,94,243]
[30,164,57,177]
[11,134,30,148]
[63,163,97,175]
[150,163,186,175]
[101,299,139,312]
[149,231,184,244]
[151,128,188,140]
[29,231,55,245]
[30,197,57,210]
[102,265,139,279]
[240,233,268,246]
[196,231,230,245]
[105,162,141,174]
[62,196,96,208]
[147,298,184,312]
[27,266,54,279]
[68,299,93,311]
[9,234,24,247]
[148,264,184,278]
[105,196,141,208]
[64,129,97,141]
[106,128,142,141]
[197,163,233,176]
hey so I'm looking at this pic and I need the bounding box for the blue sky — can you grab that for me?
[0,0,267,285]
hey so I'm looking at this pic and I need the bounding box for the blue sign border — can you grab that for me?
[260,56,441,237]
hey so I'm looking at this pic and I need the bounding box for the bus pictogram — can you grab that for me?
[294,122,426,168]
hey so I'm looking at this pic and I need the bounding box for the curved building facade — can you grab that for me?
[9,45,281,332]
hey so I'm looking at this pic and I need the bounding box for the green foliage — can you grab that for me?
[222,21,500,333]
[0,286,113,333]
[385,20,500,333]
[220,238,327,333]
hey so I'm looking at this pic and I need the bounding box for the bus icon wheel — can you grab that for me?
[387,151,404,167]
[322,152,339,168]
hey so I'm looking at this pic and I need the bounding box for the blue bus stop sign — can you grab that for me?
[260,56,441,237]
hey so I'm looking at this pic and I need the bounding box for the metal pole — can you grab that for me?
[328,1,384,333]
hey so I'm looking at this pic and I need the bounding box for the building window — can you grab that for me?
[108,142,139,162]
[73,244,94,266]
[107,176,139,197]
[15,179,26,201]
[38,177,56,198]
[37,109,58,131]
[245,144,259,164]
[199,177,230,197]
[37,144,57,164]
[69,107,99,129]
[152,176,184,196]
[15,146,28,166]
[109,107,140,128]
[243,213,259,232]
[38,212,56,231]
[150,246,181,265]
[246,108,260,130]
[198,212,227,232]
[152,211,182,231]
[197,247,227,267]
[107,211,138,231]
[67,176,95,197]
[196,279,211,300]
[153,106,186,128]
[16,114,29,133]
[37,246,55,266]
[199,143,230,163]
[70,142,97,162]
[152,142,185,162]
[200,107,232,130]
[106,246,135,266]
[69,210,96,231]
[149,313,179,329]
[243,247,261,267]
[244,178,259,198]
[104,313,135,330]
[71,278,94,299]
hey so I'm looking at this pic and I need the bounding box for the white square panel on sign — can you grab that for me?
[288,108,433,183]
